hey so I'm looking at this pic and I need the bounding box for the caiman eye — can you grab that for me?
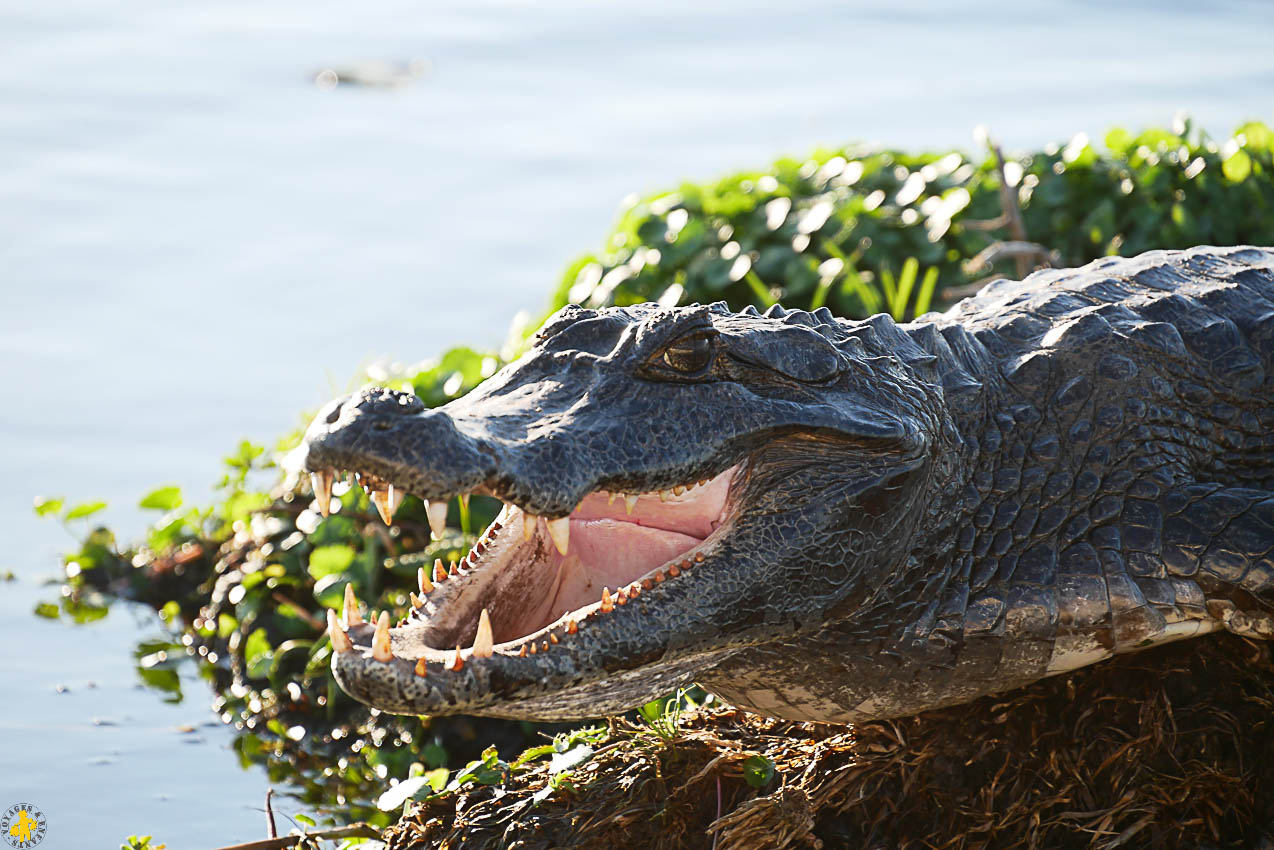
[661,333,715,374]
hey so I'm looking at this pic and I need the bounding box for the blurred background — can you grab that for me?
[3,0,1274,846]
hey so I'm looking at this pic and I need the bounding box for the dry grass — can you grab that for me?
[382,634,1274,849]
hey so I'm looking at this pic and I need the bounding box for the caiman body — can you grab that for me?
[298,246,1274,723]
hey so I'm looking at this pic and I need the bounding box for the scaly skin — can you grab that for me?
[297,246,1274,722]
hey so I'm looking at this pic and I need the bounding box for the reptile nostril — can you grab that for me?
[372,421,392,431]
[325,405,342,425]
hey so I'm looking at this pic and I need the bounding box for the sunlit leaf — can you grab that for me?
[33,496,64,517]
[308,545,356,580]
[1222,149,1252,182]
[139,486,183,511]
[64,501,107,520]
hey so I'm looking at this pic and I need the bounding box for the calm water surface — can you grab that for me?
[3,0,1273,846]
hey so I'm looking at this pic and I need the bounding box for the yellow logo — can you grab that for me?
[1,805,46,849]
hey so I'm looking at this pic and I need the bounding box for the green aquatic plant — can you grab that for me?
[557,116,1274,317]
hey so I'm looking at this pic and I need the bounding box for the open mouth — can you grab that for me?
[315,463,743,671]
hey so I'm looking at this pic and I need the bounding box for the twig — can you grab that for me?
[270,592,326,630]
[940,276,1002,302]
[963,241,1058,276]
[990,143,1031,279]
[212,822,379,850]
[264,789,277,839]
[712,775,723,850]
[960,215,1010,231]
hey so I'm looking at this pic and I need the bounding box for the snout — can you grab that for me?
[299,386,493,499]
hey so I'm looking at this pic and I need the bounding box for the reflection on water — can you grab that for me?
[3,0,1274,845]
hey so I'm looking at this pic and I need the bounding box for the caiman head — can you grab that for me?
[296,302,953,720]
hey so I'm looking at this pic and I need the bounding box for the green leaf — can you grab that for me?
[222,490,270,524]
[1237,121,1273,151]
[308,544,356,580]
[159,600,181,624]
[913,266,940,316]
[244,627,274,679]
[1222,149,1252,182]
[1104,127,1134,152]
[424,766,449,792]
[743,270,777,307]
[742,755,777,788]
[64,501,107,520]
[33,602,59,620]
[139,486,183,511]
[893,257,919,319]
[33,496,64,517]
[548,743,593,775]
[376,775,433,810]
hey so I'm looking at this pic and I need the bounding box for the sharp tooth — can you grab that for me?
[642,578,654,590]
[547,517,570,555]
[387,485,403,517]
[327,609,352,653]
[414,657,428,677]
[566,619,578,634]
[616,589,628,605]
[433,558,447,583]
[449,646,464,671]
[371,611,393,662]
[695,553,705,563]
[370,489,393,524]
[311,470,334,517]
[607,492,617,505]
[541,640,549,653]
[343,583,363,627]
[472,608,494,658]
[668,564,681,577]
[672,485,685,496]
[550,632,559,644]
[654,570,664,583]
[449,560,459,577]
[523,511,538,541]
[601,587,614,613]
[418,566,433,595]
[425,500,448,540]
[659,489,669,502]
[519,644,528,657]
[625,494,638,514]
[629,583,641,597]
[528,641,537,655]
[409,592,422,609]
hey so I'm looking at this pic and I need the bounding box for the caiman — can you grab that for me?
[295,245,1274,723]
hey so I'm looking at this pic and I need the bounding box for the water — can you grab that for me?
[2,0,1272,845]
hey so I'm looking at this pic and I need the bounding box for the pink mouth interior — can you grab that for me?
[473,467,737,645]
